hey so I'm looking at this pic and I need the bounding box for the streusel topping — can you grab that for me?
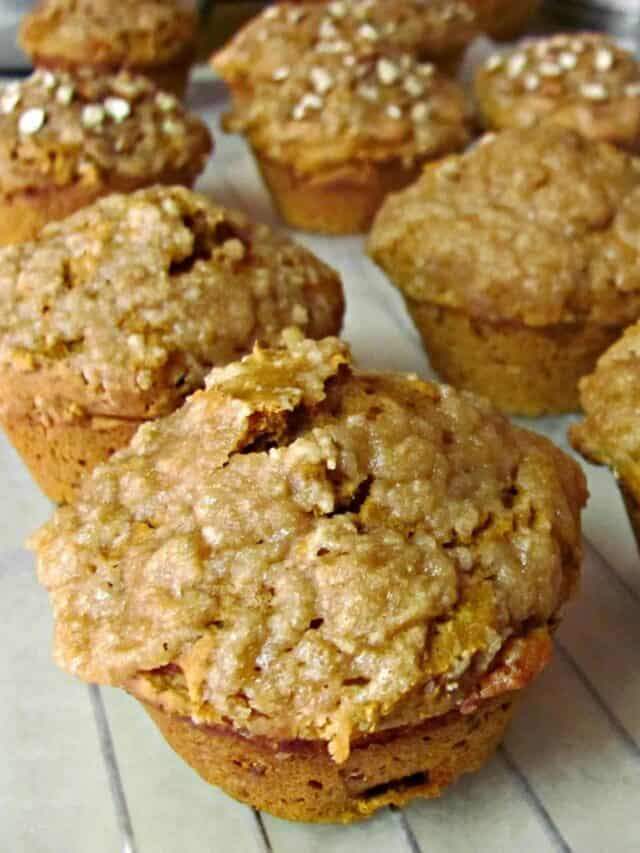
[368,125,640,326]
[213,0,477,87]
[223,52,472,173]
[0,188,343,417]
[0,69,211,196]
[570,320,640,494]
[20,0,197,66]
[32,333,585,759]
[476,33,640,146]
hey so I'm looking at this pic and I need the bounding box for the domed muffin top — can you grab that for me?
[368,125,640,326]
[20,0,197,67]
[0,69,211,197]
[31,333,586,759]
[0,188,343,418]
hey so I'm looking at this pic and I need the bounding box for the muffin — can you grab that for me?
[0,187,344,503]
[0,68,212,246]
[19,0,198,98]
[212,0,479,99]
[570,320,640,548]
[469,0,540,41]
[368,125,640,417]
[221,52,472,233]
[30,332,587,823]
[475,33,640,152]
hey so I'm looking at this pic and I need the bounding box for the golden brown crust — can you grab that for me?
[475,33,640,151]
[469,0,540,41]
[368,126,640,328]
[19,0,197,67]
[212,0,478,90]
[570,319,640,499]
[141,692,517,822]
[0,69,211,199]
[406,301,624,416]
[31,333,586,760]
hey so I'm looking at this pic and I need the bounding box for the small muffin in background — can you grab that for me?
[475,33,640,152]
[222,52,473,233]
[368,125,640,417]
[0,69,212,246]
[469,0,540,41]
[570,321,640,549]
[30,332,587,823]
[19,0,198,98]
[212,0,479,98]
[0,186,344,503]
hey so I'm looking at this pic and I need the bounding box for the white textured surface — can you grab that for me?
[2,64,640,853]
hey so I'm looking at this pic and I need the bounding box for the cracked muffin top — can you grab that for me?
[20,0,197,67]
[0,69,211,197]
[31,333,586,760]
[475,33,640,151]
[0,187,344,418]
[368,125,640,327]
[570,321,640,495]
[221,51,472,174]
[212,0,478,89]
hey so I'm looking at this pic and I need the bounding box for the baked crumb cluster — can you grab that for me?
[0,69,211,195]
[481,33,640,104]
[31,334,585,759]
[223,50,472,172]
[368,124,640,326]
[0,187,343,414]
[571,321,640,489]
[214,0,477,86]
[20,0,197,66]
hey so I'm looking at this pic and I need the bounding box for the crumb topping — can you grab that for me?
[368,124,640,326]
[222,52,472,173]
[476,33,640,144]
[0,69,211,196]
[31,334,586,759]
[213,0,478,88]
[0,187,343,417]
[20,0,197,67]
[571,320,640,495]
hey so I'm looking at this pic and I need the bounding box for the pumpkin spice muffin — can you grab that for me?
[570,320,640,548]
[368,125,640,416]
[475,33,640,152]
[469,0,540,41]
[0,187,344,503]
[30,333,587,823]
[0,68,212,246]
[19,0,198,98]
[221,51,473,233]
[212,0,479,98]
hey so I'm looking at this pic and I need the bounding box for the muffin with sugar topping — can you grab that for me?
[19,0,197,98]
[221,51,473,233]
[468,0,540,41]
[368,124,640,416]
[475,33,640,151]
[570,320,640,550]
[0,186,344,502]
[30,332,586,822]
[0,68,211,246]
[212,0,479,99]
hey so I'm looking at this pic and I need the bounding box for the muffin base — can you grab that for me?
[1,411,141,504]
[408,300,623,416]
[0,167,200,246]
[255,153,422,235]
[141,694,516,823]
[620,482,640,553]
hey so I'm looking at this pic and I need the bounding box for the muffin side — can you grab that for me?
[469,0,540,41]
[0,187,344,501]
[31,334,587,817]
[368,126,640,415]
